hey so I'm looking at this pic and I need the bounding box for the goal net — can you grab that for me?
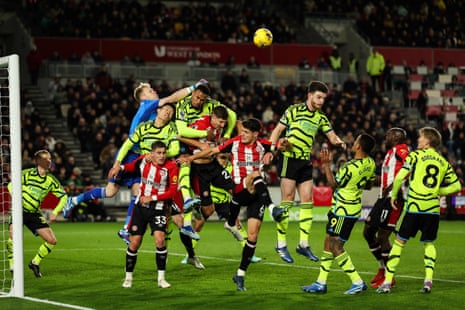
[0,54,23,297]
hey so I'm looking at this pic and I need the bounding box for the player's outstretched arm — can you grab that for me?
[160,79,208,105]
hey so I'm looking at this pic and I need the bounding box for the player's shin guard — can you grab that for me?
[299,202,313,246]
[385,239,405,283]
[32,242,55,264]
[126,248,138,272]
[316,251,334,284]
[156,246,168,271]
[335,251,361,282]
[239,240,256,272]
[424,242,436,281]
[277,201,292,244]
[78,187,106,204]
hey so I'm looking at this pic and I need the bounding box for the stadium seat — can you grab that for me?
[392,65,405,75]
[409,81,422,90]
[408,74,423,81]
[440,89,455,97]
[444,105,458,122]
[407,89,420,106]
[447,67,459,75]
[456,75,465,84]
[417,66,428,75]
[425,105,442,117]
[426,89,441,97]
[427,96,442,106]
[438,74,452,83]
[451,97,464,106]
[434,82,446,90]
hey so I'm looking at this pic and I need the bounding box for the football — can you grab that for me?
[253,28,273,48]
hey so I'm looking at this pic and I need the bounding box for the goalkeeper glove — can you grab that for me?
[189,78,208,92]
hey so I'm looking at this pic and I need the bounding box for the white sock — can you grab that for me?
[158,270,165,281]
[125,272,133,280]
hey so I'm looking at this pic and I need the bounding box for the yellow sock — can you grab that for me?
[385,239,405,283]
[299,202,313,246]
[316,251,334,284]
[33,242,55,265]
[184,211,193,226]
[424,242,436,282]
[276,201,292,246]
[179,164,193,201]
[335,251,361,283]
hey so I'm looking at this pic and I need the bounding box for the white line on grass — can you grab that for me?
[22,296,94,310]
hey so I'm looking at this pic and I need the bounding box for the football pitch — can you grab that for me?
[1,220,464,310]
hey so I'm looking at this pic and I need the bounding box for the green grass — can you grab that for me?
[1,220,465,310]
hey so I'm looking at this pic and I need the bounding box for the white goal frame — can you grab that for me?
[0,54,23,298]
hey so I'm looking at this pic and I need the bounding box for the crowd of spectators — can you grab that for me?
[21,0,296,44]
[306,0,465,48]
[17,1,465,49]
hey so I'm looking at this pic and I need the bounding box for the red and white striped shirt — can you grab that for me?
[122,155,179,203]
[380,143,409,197]
[218,136,271,186]
[189,115,222,154]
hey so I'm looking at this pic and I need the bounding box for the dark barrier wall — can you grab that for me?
[34,38,465,67]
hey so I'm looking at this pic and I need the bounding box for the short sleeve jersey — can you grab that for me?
[402,148,458,214]
[218,136,271,185]
[117,121,179,161]
[279,102,333,160]
[19,167,67,213]
[332,157,376,218]
[176,96,223,125]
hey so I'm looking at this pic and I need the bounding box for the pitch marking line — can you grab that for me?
[22,296,94,310]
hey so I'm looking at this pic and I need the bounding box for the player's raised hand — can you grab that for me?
[319,146,332,164]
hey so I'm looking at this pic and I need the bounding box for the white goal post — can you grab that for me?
[0,54,23,297]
